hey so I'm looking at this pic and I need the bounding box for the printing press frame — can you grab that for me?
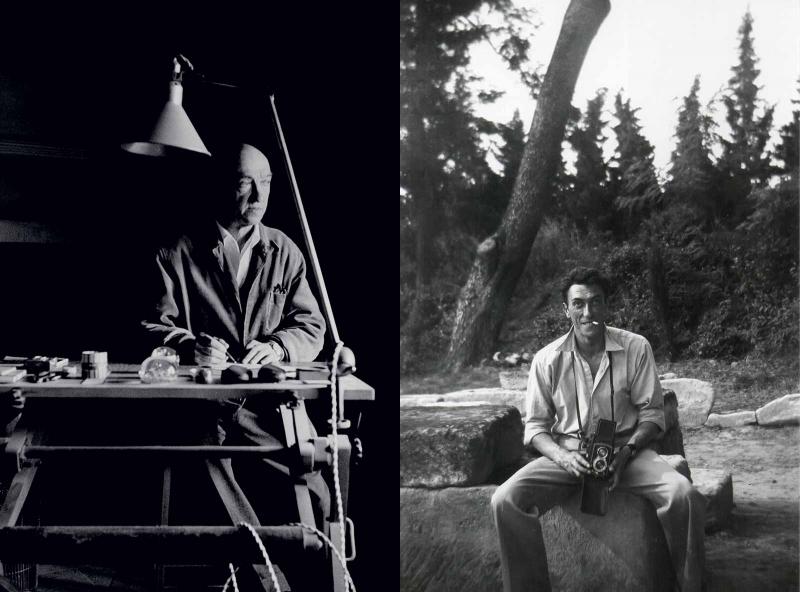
[0,364,373,591]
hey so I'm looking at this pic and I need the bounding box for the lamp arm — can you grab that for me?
[268,95,341,346]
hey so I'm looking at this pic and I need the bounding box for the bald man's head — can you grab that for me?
[216,143,273,232]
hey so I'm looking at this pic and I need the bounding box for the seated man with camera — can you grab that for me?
[491,267,705,592]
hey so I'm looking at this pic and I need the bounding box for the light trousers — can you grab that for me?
[491,449,705,592]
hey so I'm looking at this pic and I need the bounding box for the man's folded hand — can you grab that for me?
[242,340,283,365]
[195,333,230,367]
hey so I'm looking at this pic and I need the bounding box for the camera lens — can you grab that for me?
[596,446,609,458]
[593,458,607,473]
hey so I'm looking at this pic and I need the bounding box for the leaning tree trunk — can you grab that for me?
[444,0,610,371]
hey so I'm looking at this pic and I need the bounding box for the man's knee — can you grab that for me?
[491,478,529,518]
[491,481,512,515]
[665,473,700,506]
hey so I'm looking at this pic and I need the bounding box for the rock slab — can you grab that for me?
[652,390,686,458]
[498,370,528,391]
[400,486,674,592]
[400,388,526,415]
[755,394,800,426]
[660,378,715,427]
[400,405,523,487]
[692,468,734,531]
[705,410,757,428]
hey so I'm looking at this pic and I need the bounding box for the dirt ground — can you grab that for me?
[685,424,799,592]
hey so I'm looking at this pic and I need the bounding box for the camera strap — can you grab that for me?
[571,350,615,439]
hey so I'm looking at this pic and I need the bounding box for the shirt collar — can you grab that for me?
[216,222,260,249]
[555,326,624,353]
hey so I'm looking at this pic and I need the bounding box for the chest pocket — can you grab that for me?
[263,285,288,331]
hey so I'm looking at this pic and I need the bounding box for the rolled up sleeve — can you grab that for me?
[523,353,557,447]
[630,340,665,432]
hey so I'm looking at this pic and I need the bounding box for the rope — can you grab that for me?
[222,343,352,592]
[329,342,348,581]
[237,522,282,591]
[221,563,240,592]
[289,522,357,592]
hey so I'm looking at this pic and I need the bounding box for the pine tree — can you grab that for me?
[775,80,799,178]
[610,92,662,234]
[666,76,719,224]
[565,89,614,232]
[718,10,775,223]
[459,110,527,237]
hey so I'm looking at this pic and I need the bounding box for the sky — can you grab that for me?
[469,0,800,174]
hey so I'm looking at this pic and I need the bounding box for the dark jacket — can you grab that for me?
[142,222,325,363]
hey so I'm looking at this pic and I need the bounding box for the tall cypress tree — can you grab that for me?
[718,10,775,223]
[610,92,662,234]
[666,76,719,224]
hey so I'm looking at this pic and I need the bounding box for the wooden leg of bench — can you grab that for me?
[0,467,37,528]
[205,459,259,525]
[205,459,282,590]
[155,465,171,591]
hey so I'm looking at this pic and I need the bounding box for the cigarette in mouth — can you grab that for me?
[591,321,601,325]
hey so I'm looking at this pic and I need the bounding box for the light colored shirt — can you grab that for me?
[523,326,665,447]
[216,223,261,289]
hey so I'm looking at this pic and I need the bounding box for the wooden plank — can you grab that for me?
[10,365,373,401]
[329,521,348,592]
[23,444,286,460]
[0,526,311,564]
[0,466,37,527]
[294,483,316,528]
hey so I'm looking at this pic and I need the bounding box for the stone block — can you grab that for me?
[400,486,674,592]
[756,394,800,426]
[692,468,734,531]
[705,410,757,428]
[660,454,691,481]
[651,390,685,458]
[400,388,526,415]
[400,405,523,488]
[498,370,528,391]
[660,378,715,427]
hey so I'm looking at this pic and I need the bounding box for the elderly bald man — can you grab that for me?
[142,142,329,535]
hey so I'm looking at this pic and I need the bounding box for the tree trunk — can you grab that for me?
[444,0,610,371]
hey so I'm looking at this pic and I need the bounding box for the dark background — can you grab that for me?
[0,4,396,589]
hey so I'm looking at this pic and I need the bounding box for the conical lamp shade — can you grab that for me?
[122,81,211,157]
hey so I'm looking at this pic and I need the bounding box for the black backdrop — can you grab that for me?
[0,4,396,589]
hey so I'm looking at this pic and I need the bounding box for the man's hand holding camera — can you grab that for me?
[555,448,591,478]
[607,444,634,491]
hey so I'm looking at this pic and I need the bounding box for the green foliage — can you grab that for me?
[718,10,776,225]
[666,76,720,224]
[610,92,663,233]
[774,80,799,177]
[560,90,616,233]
